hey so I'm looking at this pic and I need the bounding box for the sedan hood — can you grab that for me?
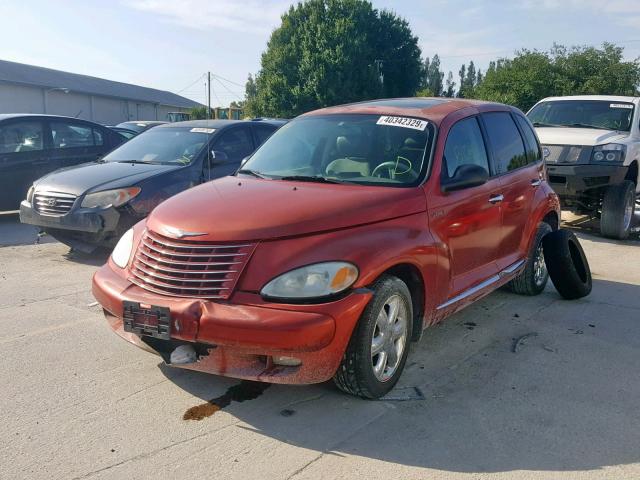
[146,176,427,241]
[34,162,181,196]
[535,127,629,146]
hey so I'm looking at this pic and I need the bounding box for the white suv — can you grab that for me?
[528,95,639,239]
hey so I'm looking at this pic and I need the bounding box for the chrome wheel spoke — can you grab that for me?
[373,350,388,377]
[370,293,409,382]
[385,341,399,369]
[386,297,399,326]
[371,334,385,356]
[392,317,406,340]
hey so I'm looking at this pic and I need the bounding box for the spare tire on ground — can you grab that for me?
[542,229,592,300]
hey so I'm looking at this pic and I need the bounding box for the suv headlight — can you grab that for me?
[81,187,141,208]
[591,144,626,164]
[111,228,134,268]
[261,262,359,300]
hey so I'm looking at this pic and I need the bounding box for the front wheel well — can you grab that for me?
[542,210,559,231]
[624,160,638,185]
[375,263,425,342]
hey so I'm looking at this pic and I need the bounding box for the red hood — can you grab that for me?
[146,176,426,241]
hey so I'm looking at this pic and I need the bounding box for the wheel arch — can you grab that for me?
[373,262,426,342]
[542,210,559,231]
[624,160,638,185]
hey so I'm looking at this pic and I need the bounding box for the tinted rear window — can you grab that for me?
[482,112,528,174]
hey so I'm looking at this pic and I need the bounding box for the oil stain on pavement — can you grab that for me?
[183,380,271,421]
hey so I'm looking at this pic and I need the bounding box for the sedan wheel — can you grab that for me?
[371,295,408,382]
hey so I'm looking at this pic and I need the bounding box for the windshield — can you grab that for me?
[241,114,433,187]
[528,100,635,131]
[103,128,211,165]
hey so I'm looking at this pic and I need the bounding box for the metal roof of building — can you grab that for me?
[0,59,202,108]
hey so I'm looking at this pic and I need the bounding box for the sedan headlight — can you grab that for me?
[591,144,626,164]
[261,262,359,300]
[81,187,141,208]
[111,228,134,269]
[26,186,34,204]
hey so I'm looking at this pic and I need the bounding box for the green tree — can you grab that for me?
[421,54,444,96]
[244,74,258,116]
[444,71,456,97]
[249,0,423,117]
[475,43,640,111]
[189,106,210,120]
[457,64,466,98]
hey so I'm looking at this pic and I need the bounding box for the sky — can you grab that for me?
[1,0,639,106]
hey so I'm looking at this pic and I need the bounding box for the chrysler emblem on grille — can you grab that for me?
[162,226,207,238]
[46,198,57,207]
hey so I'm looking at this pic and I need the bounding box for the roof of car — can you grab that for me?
[156,119,286,129]
[303,97,512,125]
[118,121,168,126]
[0,113,105,123]
[536,95,640,104]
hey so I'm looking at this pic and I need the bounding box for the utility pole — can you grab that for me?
[207,71,211,119]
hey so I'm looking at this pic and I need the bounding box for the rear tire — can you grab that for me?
[333,275,413,399]
[601,181,635,240]
[542,229,592,300]
[507,222,552,296]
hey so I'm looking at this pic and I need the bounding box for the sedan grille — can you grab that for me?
[130,230,256,300]
[33,192,77,216]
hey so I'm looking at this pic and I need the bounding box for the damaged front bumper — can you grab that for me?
[92,262,373,384]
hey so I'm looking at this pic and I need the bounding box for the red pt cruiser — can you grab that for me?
[93,98,560,398]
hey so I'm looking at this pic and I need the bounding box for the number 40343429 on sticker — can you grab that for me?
[376,116,428,131]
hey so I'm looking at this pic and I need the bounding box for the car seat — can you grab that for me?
[325,135,370,177]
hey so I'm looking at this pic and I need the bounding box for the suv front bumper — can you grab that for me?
[546,164,628,198]
[92,263,373,384]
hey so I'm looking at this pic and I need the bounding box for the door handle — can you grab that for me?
[489,194,504,204]
[531,179,541,187]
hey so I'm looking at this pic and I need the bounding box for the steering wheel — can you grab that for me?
[371,156,412,179]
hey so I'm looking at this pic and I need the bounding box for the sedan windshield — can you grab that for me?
[528,100,635,131]
[241,114,433,187]
[103,128,211,165]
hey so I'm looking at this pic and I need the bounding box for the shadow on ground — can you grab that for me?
[155,274,640,474]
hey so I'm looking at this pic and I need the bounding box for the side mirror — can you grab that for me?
[441,164,489,192]
[240,155,251,167]
[211,150,229,163]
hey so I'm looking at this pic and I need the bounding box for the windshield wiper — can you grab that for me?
[532,122,561,127]
[116,160,153,164]
[237,168,269,179]
[568,123,612,131]
[278,175,346,184]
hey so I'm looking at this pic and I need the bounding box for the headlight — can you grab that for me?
[111,228,134,268]
[591,144,626,164]
[81,187,141,208]
[26,186,34,204]
[261,262,359,300]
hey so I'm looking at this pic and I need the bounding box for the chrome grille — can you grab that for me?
[33,192,76,216]
[130,230,255,300]
[543,144,592,164]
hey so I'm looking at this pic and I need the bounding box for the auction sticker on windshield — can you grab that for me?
[190,128,216,133]
[376,116,428,131]
[610,104,633,109]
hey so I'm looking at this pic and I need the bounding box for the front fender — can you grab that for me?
[236,212,441,313]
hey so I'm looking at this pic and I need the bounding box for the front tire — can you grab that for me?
[333,275,413,399]
[507,222,552,296]
[601,180,635,240]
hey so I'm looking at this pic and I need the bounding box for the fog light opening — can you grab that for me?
[272,356,302,367]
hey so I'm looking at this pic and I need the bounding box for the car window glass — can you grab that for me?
[93,128,104,146]
[514,115,540,163]
[214,127,253,161]
[442,117,489,180]
[51,122,95,149]
[254,125,276,146]
[0,121,44,154]
[483,112,528,173]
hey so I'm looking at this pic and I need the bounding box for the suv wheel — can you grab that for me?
[507,222,552,296]
[601,180,635,240]
[333,275,413,399]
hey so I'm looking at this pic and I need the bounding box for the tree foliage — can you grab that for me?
[246,0,422,117]
[474,43,640,111]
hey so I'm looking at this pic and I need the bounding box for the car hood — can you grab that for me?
[146,176,427,241]
[34,162,182,196]
[535,127,629,146]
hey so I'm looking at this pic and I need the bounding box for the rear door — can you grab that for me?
[252,123,277,148]
[47,119,108,171]
[482,111,543,271]
[210,125,255,178]
[0,119,47,210]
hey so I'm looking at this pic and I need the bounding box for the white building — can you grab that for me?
[0,59,202,125]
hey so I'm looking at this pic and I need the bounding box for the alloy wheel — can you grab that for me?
[370,294,408,382]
